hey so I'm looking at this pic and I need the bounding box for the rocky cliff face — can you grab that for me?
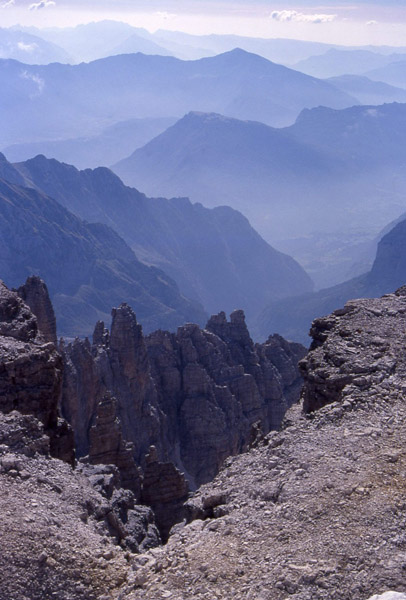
[61,305,305,498]
[0,279,73,462]
[4,278,406,599]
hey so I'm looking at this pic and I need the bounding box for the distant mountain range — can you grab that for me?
[113,103,406,288]
[0,48,357,148]
[294,48,406,79]
[12,22,406,65]
[366,61,406,90]
[0,153,313,333]
[16,21,168,63]
[0,27,71,64]
[255,215,406,344]
[0,171,206,338]
[327,75,406,106]
[2,117,176,169]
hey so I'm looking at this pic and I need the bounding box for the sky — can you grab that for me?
[1,0,406,46]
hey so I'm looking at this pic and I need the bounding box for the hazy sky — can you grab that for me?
[2,0,406,46]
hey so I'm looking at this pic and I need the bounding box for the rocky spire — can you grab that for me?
[17,276,57,344]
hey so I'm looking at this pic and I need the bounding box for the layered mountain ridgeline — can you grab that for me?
[366,60,406,89]
[2,117,177,169]
[0,176,206,337]
[1,153,313,324]
[326,75,406,106]
[113,104,406,288]
[293,48,406,79]
[0,49,356,148]
[136,289,406,600]
[256,215,406,344]
[19,21,172,63]
[15,21,406,64]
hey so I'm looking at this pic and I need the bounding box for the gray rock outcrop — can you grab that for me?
[299,288,406,414]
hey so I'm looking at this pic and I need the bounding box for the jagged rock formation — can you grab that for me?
[0,279,73,463]
[62,303,163,467]
[146,310,305,488]
[0,281,166,598]
[131,288,406,599]
[61,305,305,501]
[4,278,406,599]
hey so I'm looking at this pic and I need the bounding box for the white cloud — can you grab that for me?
[1,0,15,8]
[270,10,337,24]
[29,0,55,10]
[20,70,45,97]
[366,20,378,26]
[154,11,176,21]
[17,41,38,53]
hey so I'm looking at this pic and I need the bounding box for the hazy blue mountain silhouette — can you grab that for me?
[0,166,207,337]
[2,153,313,324]
[327,75,406,105]
[256,216,406,344]
[2,117,176,169]
[139,29,406,65]
[20,21,151,63]
[366,60,406,89]
[0,27,71,64]
[0,49,357,147]
[110,33,173,57]
[113,105,406,288]
[16,22,406,64]
[294,49,406,79]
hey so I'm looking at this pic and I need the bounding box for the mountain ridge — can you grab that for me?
[256,213,406,344]
[113,104,406,288]
[0,174,207,337]
[3,152,313,325]
[0,48,357,147]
